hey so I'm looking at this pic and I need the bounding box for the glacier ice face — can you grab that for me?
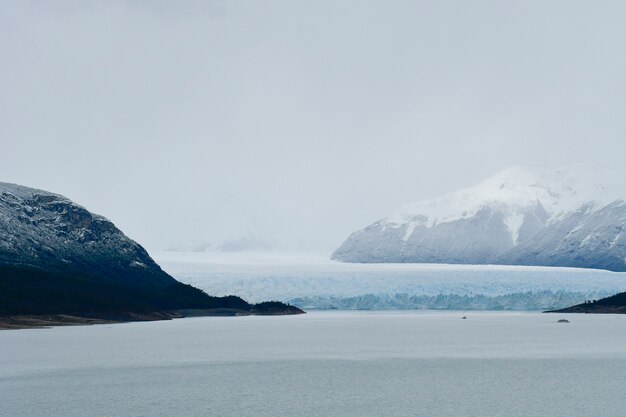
[155,252,626,311]
[332,166,626,271]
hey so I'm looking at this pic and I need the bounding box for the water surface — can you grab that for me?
[1,311,625,417]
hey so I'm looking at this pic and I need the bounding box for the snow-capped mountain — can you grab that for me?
[332,166,626,271]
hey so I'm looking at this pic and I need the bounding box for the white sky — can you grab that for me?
[1,0,626,254]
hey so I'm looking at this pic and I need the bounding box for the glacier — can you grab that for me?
[155,252,626,311]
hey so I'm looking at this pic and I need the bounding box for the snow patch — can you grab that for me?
[130,260,148,269]
[384,166,619,241]
[503,210,525,245]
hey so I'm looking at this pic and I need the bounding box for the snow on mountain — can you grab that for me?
[387,166,610,243]
[332,166,626,271]
[0,181,173,285]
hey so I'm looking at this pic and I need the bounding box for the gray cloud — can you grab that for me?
[2,0,625,253]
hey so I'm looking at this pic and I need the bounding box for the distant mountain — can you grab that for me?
[332,166,626,272]
[167,234,282,253]
[217,234,282,252]
[0,182,302,325]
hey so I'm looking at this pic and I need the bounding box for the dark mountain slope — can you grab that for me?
[0,182,302,324]
[546,291,626,314]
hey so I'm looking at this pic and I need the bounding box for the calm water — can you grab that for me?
[2,311,626,417]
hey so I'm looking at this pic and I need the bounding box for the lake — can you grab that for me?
[2,311,626,417]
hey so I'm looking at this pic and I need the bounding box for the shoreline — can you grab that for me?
[545,305,626,314]
[0,307,305,330]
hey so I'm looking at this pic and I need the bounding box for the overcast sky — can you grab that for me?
[1,0,626,253]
